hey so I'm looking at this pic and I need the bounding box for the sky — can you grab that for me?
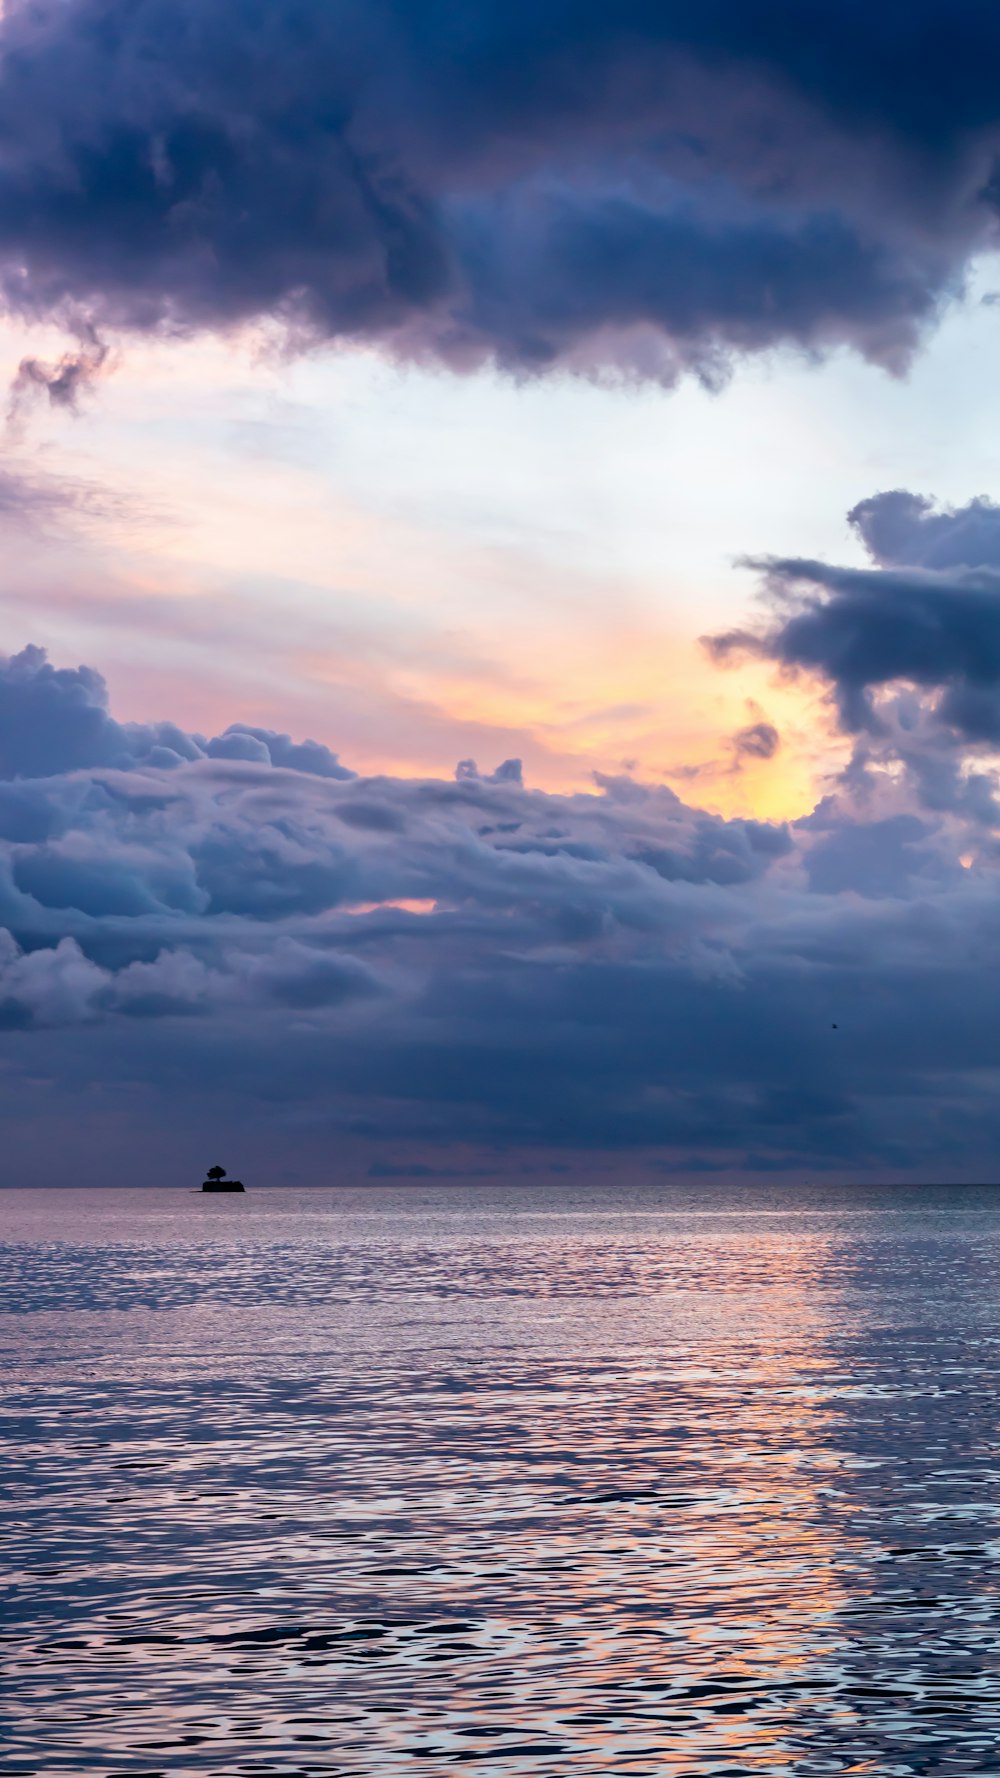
[4,0,1000,1183]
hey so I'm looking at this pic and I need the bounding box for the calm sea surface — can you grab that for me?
[3,1183,1000,1776]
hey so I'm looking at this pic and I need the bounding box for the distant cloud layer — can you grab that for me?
[1,0,999,377]
[4,487,1000,1185]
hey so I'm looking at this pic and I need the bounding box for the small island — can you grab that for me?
[200,1165,245,1193]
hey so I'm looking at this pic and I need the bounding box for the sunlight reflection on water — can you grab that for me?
[3,1183,1000,1775]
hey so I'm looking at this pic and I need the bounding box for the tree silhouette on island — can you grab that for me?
[200,1164,245,1193]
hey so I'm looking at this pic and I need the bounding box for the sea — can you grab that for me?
[3,1182,1000,1776]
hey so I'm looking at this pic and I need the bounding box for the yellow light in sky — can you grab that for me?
[0,316,855,822]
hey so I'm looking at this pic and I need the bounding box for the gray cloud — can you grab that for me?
[731,719,781,763]
[7,322,110,430]
[0,644,356,779]
[0,0,998,380]
[2,630,1000,1181]
[848,491,1000,570]
[706,493,1000,740]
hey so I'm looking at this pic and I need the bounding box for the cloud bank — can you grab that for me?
[1,0,999,379]
[3,536,1000,1184]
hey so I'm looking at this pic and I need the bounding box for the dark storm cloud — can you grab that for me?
[724,559,1000,736]
[706,493,1000,740]
[3,635,1000,1180]
[0,0,998,376]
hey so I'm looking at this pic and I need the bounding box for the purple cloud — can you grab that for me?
[707,493,1000,740]
[0,0,997,378]
[1,627,999,1182]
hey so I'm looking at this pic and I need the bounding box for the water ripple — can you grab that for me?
[3,1183,1000,1775]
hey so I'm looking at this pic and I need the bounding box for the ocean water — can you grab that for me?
[3,1183,1000,1777]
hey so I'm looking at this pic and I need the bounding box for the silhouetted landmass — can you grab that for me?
[201,1166,245,1193]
